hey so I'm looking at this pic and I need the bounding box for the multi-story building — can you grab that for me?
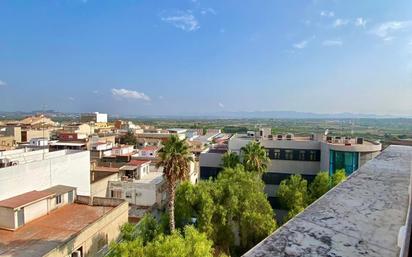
[200,129,382,207]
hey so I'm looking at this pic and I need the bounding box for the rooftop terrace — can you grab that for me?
[0,200,120,257]
[243,145,412,257]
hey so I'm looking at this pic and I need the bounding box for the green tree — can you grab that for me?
[120,131,137,146]
[221,151,241,168]
[108,226,215,257]
[332,169,347,187]
[175,166,277,255]
[241,141,270,176]
[309,171,330,201]
[137,214,163,245]
[119,223,139,242]
[277,174,309,210]
[156,135,194,232]
[309,170,347,203]
[107,239,144,257]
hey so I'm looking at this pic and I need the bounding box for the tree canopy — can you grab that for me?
[221,151,241,169]
[241,141,270,176]
[108,225,215,257]
[277,174,309,211]
[120,131,137,146]
[175,166,277,255]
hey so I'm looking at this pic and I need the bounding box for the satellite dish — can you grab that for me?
[324,129,329,136]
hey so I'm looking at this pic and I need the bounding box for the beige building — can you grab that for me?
[21,129,51,142]
[0,188,128,257]
[0,136,16,150]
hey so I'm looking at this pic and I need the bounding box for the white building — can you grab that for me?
[108,160,166,207]
[29,137,48,146]
[80,112,108,123]
[0,148,91,200]
[137,146,159,158]
[111,145,135,156]
[200,130,382,208]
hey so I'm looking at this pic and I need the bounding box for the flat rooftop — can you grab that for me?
[243,145,412,257]
[0,203,114,257]
[138,171,164,184]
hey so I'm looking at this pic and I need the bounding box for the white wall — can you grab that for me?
[0,151,90,201]
[108,181,161,207]
[24,199,48,224]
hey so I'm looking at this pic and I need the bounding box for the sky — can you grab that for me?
[0,0,412,116]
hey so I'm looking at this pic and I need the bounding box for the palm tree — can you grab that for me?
[156,134,193,232]
[221,151,241,168]
[241,141,269,176]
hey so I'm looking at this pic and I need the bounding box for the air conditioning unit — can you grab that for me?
[286,134,294,140]
[326,136,333,142]
[277,134,283,140]
[357,137,364,144]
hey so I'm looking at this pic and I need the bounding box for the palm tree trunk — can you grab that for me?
[167,181,176,232]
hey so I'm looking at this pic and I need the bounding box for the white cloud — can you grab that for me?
[355,17,367,28]
[111,88,151,101]
[0,80,6,86]
[158,95,164,100]
[371,20,412,38]
[68,96,75,101]
[333,19,349,27]
[383,37,394,42]
[200,8,216,15]
[92,90,99,94]
[218,102,224,108]
[322,40,343,46]
[293,40,308,49]
[320,10,334,17]
[161,10,200,32]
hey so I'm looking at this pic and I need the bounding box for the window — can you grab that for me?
[111,190,122,198]
[285,150,293,160]
[274,149,280,159]
[56,194,62,205]
[299,150,306,161]
[309,151,316,161]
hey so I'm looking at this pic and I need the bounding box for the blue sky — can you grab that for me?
[0,0,411,116]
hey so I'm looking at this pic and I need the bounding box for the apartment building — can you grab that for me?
[107,160,166,207]
[200,129,382,207]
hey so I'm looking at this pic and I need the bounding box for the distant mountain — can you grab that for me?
[0,110,79,119]
[129,111,402,119]
[199,111,398,119]
[0,110,408,120]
